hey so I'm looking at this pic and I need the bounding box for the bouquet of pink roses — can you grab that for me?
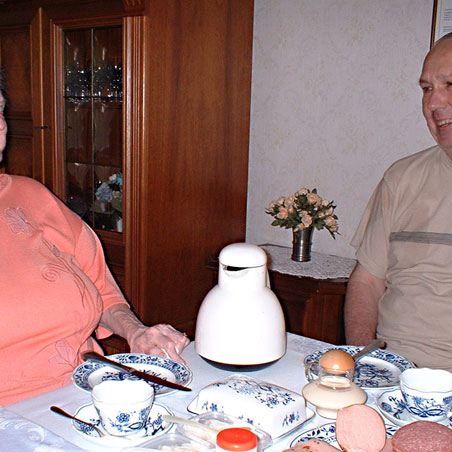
[266,187,338,238]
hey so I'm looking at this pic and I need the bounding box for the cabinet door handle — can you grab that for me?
[34,125,49,130]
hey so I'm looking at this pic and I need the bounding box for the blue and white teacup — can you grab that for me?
[399,368,452,422]
[92,379,154,437]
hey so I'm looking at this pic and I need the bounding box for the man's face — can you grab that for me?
[420,40,452,158]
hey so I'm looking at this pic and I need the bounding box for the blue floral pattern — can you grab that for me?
[218,378,296,408]
[72,402,171,442]
[376,388,452,427]
[189,374,307,438]
[290,422,398,448]
[403,393,452,420]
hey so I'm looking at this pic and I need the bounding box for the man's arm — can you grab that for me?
[344,262,386,345]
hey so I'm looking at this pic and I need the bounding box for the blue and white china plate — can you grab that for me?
[289,421,398,448]
[72,402,173,447]
[304,346,415,388]
[376,388,452,428]
[72,353,193,396]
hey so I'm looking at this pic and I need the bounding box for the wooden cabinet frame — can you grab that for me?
[51,15,147,310]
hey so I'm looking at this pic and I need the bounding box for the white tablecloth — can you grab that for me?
[5,334,382,452]
[0,406,86,451]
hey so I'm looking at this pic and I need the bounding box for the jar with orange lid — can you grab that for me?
[216,428,258,452]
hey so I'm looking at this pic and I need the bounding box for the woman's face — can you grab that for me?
[0,93,7,161]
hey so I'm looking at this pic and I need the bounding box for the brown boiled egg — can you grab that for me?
[319,349,355,373]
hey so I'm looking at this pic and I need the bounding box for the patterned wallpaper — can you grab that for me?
[246,0,435,259]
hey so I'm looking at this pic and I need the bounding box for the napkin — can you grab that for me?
[0,406,86,451]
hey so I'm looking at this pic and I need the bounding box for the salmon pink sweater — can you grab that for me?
[0,175,128,405]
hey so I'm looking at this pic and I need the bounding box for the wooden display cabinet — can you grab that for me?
[0,0,254,352]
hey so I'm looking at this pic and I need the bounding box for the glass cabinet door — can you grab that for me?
[63,26,123,233]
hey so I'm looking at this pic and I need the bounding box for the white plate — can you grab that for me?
[304,346,415,388]
[376,388,452,428]
[289,421,398,448]
[72,402,173,447]
[72,353,193,396]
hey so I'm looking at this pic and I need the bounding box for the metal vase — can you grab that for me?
[291,227,313,262]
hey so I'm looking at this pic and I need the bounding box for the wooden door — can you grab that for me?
[136,0,254,335]
[0,6,52,184]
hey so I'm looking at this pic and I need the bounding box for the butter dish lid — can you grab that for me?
[187,374,310,439]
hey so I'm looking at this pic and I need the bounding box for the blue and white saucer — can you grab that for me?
[72,402,174,447]
[289,421,398,448]
[376,388,452,428]
[304,346,415,388]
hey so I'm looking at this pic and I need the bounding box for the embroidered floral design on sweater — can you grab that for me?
[40,238,88,308]
[41,262,65,282]
[48,339,77,366]
[1,207,33,234]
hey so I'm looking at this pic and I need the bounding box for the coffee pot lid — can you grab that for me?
[219,243,267,268]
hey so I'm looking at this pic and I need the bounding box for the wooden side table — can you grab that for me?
[262,244,356,345]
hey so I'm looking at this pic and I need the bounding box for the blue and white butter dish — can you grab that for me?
[187,374,311,439]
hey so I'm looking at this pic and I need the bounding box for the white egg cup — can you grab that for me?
[303,355,366,419]
[302,379,366,419]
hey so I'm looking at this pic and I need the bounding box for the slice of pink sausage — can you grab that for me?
[336,404,386,452]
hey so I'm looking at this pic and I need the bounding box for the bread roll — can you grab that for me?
[391,420,452,452]
[335,404,386,452]
[283,438,340,451]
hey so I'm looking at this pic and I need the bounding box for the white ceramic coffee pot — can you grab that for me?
[195,243,286,366]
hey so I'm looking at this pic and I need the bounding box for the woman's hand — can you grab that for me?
[128,324,190,363]
[100,305,190,363]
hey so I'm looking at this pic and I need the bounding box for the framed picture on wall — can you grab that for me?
[431,0,452,46]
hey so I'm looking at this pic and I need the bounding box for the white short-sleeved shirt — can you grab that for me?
[352,145,452,370]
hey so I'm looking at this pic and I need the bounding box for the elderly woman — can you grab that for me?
[0,76,189,405]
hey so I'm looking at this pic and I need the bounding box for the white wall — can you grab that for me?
[247,0,435,259]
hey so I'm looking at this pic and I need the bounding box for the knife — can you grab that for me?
[82,351,192,392]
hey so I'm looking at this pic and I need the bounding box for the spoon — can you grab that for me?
[50,405,106,437]
[352,338,386,362]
